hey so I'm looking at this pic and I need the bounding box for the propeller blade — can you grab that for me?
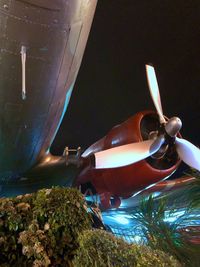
[93,137,165,169]
[175,137,200,171]
[145,64,166,124]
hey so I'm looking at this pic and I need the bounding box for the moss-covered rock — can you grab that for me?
[73,229,182,267]
[0,187,92,266]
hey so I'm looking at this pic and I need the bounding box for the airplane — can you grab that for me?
[0,0,200,210]
[0,0,98,194]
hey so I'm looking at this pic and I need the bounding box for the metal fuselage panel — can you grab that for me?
[0,0,97,181]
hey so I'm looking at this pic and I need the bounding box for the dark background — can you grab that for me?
[52,0,200,169]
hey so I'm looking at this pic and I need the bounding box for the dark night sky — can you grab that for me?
[52,0,200,162]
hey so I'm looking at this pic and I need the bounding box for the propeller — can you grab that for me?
[145,64,200,171]
[93,137,165,169]
[83,64,200,171]
[145,65,166,124]
[175,137,200,171]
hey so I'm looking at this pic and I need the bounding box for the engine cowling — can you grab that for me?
[77,110,181,209]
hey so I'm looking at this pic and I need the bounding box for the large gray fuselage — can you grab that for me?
[0,0,97,182]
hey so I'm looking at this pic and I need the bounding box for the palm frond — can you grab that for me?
[132,186,200,267]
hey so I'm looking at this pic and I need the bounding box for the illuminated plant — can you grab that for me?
[133,181,200,267]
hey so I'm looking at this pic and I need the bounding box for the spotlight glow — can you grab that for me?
[114,215,130,225]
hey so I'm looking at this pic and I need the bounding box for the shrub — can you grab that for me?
[131,244,182,267]
[0,187,183,267]
[73,229,181,267]
[0,187,92,266]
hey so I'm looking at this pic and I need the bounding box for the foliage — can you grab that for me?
[183,169,200,208]
[0,187,92,266]
[133,192,200,267]
[0,193,35,266]
[73,229,181,267]
[131,244,181,267]
[0,186,190,267]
